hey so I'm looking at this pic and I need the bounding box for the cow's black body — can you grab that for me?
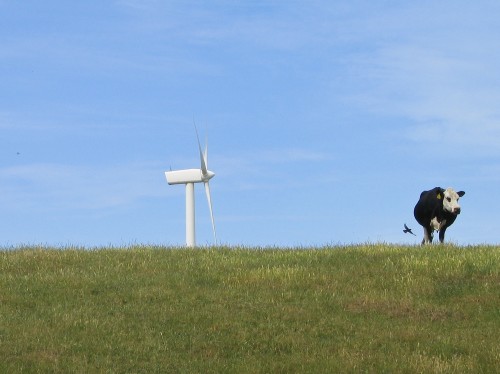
[413,187,465,244]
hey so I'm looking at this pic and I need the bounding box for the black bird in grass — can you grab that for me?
[403,223,416,236]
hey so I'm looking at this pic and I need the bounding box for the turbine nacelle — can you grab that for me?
[165,169,215,185]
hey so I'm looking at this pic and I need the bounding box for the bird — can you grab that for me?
[403,223,416,236]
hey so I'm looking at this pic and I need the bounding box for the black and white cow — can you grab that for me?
[413,187,465,244]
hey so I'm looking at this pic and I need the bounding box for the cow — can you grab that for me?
[413,187,465,244]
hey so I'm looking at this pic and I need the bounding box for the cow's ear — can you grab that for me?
[457,191,465,197]
[436,188,444,200]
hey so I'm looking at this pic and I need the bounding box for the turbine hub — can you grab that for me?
[203,170,215,181]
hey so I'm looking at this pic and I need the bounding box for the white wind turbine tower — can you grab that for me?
[165,127,217,247]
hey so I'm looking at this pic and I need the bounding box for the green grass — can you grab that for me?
[1,244,499,373]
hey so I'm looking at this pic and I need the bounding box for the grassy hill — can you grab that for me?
[1,244,499,373]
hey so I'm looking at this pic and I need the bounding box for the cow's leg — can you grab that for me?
[438,227,447,243]
[422,226,433,245]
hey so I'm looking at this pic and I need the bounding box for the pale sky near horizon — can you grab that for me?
[2,1,500,247]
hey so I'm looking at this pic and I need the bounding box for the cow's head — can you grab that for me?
[439,187,465,215]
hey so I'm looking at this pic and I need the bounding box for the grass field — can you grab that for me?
[1,244,499,373]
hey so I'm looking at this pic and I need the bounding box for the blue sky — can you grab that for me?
[2,1,500,247]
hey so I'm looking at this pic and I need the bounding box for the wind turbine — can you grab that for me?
[165,127,217,247]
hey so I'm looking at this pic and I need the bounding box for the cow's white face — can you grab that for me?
[442,188,464,215]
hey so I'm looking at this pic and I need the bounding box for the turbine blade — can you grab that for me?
[204,136,208,169]
[194,123,208,175]
[204,181,217,244]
